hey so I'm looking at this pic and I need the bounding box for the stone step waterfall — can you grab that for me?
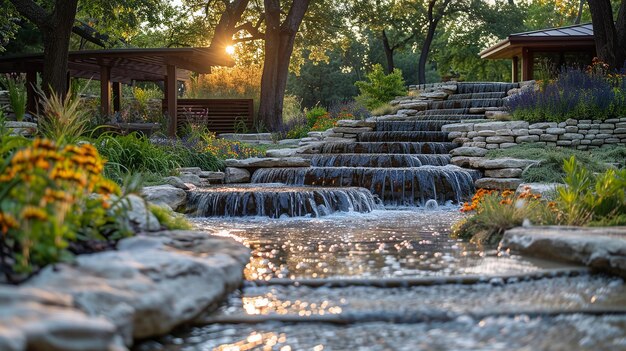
[188,82,519,216]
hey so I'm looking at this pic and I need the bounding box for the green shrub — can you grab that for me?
[286,124,310,139]
[0,75,26,121]
[306,106,328,127]
[355,64,406,110]
[556,156,626,226]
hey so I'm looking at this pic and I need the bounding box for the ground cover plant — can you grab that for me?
[454,156,626,243]
[507,60,626,122]
[486,144,626,183]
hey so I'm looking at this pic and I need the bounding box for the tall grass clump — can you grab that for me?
[0,75,27,121]
[507,61,626,122]
[38,90,89,144]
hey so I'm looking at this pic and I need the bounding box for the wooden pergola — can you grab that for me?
[480,23,596,82]
[0,48,234,137]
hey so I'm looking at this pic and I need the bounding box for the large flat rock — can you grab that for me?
[475,177,523,190]
[501,226,626,277]
[225,157,311,168]
[17,231,250,348]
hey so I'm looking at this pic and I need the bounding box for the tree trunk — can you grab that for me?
[418,21,438,85]
[258,0,310,131]
[587,0,626,69]
[574,0,584,24]
[8,0,78,96]
[382,30,395,74]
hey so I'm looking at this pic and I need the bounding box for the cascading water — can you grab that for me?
[186,184,382,218]
[358,131,450,142]
[311,154,451,168]
[319,142,458,154]
[251,166,479,206]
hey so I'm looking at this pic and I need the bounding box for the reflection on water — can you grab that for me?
[193,209,566,281]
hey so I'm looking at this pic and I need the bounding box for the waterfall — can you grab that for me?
[311,154,451,168]
[251,166,479,206]
[358,131,449,142]
[319,142,458,154]
[186,185,383,218]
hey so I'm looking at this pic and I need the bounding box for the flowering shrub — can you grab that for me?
[507,59,626,122]
[311,112,342,131]
[454,187,557,244]
[0,139,133,281]
[455,156,626,243]
[202,132,265,160]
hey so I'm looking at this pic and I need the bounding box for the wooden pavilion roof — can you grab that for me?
[480,23,595,60]
[0,47,234,83]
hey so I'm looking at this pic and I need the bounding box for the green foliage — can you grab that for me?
[355,64,406,110]
[95,133,179,183]
[0,111,29,162]
[306,106,328,127]
[149,204,191,230]
[556,156,626,226]
[486,144,624,183]
[37,89,89,145]
[453,188,557,244]
[0,139,133,282]
[286,124,310,139]
[0,75,27,121]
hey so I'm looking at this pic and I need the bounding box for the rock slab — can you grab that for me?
[501,226,626,278]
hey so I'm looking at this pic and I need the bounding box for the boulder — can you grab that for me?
[441,123,475,133]
[484,168,523,178]
[199,171,226,182]
[142,185,187,211]
[420,91,448,100]
[225,167,250,183]
[474,121,529,131]
[5,121,38,137]
[0,288,121,351]
[162,176,190,190]
[178,173,205,187]
[450,156,484,168]
[332,127,373,134]
[450,147,488,157]
[471,158,539,169]
[398,102,428,110]
[175,167,201,175]
[336,120,376,128]
[278,139,301,146]
[224,157,310,168]
[475,177,523,190]
[266,148,298,157]
[25,231,250,345]
[500,226,626,278]
[117,194,160,231]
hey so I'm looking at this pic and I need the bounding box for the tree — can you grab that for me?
[7,0,79,95]
[257,0,311,131]
[587,0,626,70]
[418,0,454,84]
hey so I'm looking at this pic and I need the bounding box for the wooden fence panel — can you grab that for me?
[164,99,254,134]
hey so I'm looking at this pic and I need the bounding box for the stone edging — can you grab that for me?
[0,230,250,351]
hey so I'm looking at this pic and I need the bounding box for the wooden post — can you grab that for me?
[112,82,122,112]
[26,70,37,114]
[166,64,178,138]
[522,48,533,81]
[512,56,519,83]
[100,65,111,117]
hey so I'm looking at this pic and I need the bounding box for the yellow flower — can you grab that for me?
[0,212,18,234]
[21,206,48,221]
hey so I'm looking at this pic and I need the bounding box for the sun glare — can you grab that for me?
[225,45,236,55]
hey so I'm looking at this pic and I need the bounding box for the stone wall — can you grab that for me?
[218,133,275,145]
[443,118,626,151]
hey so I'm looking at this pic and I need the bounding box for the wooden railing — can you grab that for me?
[164,99,254,134]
